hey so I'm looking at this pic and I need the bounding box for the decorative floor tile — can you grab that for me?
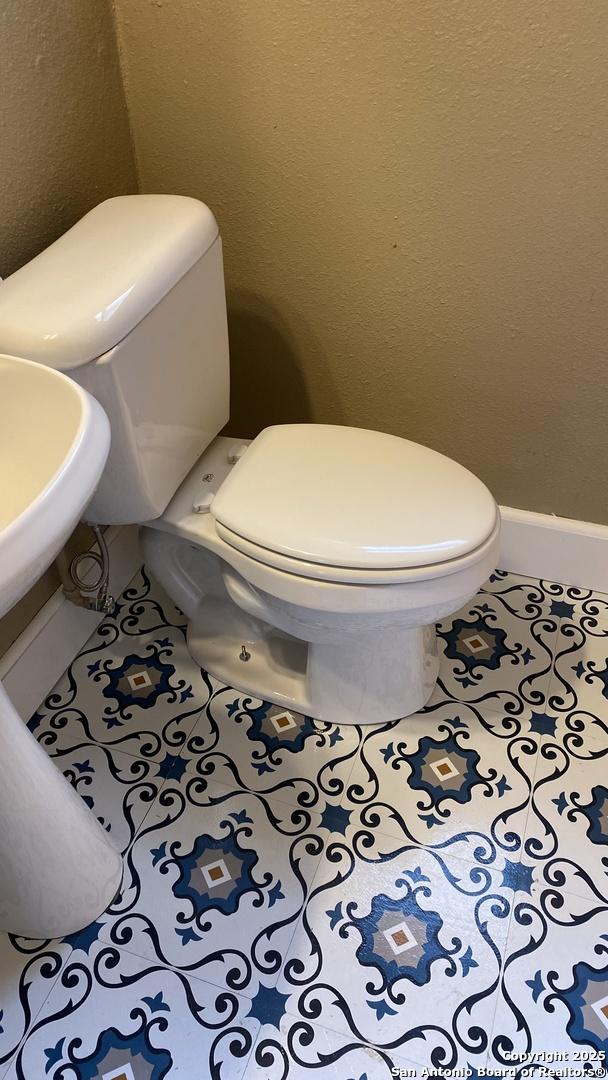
[521,733,608,900]
[434,588,559,712]
[344,698,539,874]
[480,569,557,618]
[184,683,361,810]
[5,563,608,1072]
[4,940,258,1080]
[549,618,608,730]
[278,838,511,1069]
[488,889,608,1068]
[57,743,164,855]
[0,934,70,1076]
[107,566,189,638]
[527,705,608,762]
[29,571,212,762]
[538,579,608,634]
[99,778,325,998]
[243,1014,417,1079]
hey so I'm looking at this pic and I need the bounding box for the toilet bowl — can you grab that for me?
[0,195,500,726]
[141,425,499,724]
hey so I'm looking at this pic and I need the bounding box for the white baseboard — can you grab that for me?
[499,506,608,594]
[0,525,141,721]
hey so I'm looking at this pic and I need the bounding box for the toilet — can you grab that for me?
[0,195,500,725]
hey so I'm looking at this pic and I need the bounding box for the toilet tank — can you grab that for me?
[0,196,230,524]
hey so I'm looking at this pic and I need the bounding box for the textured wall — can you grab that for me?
[1,0,136,277]
[112,0,608,522]
[0,0,137,656]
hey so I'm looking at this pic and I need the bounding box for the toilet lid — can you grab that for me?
[211,425,498,573]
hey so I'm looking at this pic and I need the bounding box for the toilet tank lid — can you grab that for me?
[0,195,219,370]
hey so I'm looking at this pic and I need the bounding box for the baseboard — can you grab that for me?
[0,525,142,721]
[499,506,608,593]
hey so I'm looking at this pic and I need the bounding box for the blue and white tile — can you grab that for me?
[506,700,607,767]
[548,617,608,729]
[434,584,559,712]
[480,570,558,619]
[546,707,608,760]
[99,777,326,997]
[520,732,608,901]
[184,684,360,811]
[4,940,259,1080]
[29,573,212,762]
[6,562,608,1075]
[488,889,608,1068]
[106,566,189,638]
[0,934,70,1078]
[344,698,538,872]
[480,569,608,633]
[278,837,511,1070]
[58,743,164,855]
[533,577,608,636]
[243,1014,418,1079]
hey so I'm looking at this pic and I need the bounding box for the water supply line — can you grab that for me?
[59,525,115,614]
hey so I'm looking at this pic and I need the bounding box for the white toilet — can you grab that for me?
[0,195,500,725]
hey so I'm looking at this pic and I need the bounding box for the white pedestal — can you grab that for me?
[0,681,122,938]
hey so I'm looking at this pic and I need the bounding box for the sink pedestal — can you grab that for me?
[0,681,122,939]
[0,354,121,937]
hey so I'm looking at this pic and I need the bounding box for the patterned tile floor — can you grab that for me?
[2,567,608,1078]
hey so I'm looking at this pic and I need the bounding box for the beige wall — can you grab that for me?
[113,0,608,523]
[0,0,137,655]
[1,0,137,277]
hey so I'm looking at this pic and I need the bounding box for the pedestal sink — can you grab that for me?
[0,354,122,937]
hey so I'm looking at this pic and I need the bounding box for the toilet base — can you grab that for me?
[188,595,439,725]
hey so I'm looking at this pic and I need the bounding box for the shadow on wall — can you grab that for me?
[224,289,345,438]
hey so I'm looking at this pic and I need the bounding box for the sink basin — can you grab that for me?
[0,354,121,937]
[0,353,110,617]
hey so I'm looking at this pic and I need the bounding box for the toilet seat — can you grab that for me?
[214,516,500,586]
[211,424,498,582]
